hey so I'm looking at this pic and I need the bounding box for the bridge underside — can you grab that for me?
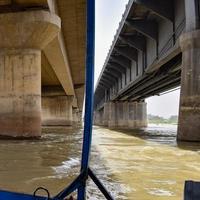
[0,0,86,138]
[94,0,200,141]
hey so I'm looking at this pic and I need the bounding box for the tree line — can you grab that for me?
[148,114,178,124]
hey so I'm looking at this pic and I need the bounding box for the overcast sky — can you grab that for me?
[95,0,180,118]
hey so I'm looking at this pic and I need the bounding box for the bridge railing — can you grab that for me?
[158,18,185,59]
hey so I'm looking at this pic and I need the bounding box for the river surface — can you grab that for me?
[0,125,200,199]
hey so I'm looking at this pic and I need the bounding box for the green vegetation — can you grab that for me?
[148,114,178,124]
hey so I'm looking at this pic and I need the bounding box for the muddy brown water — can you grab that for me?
[0,125,200,199]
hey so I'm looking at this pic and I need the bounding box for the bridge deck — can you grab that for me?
[94,0,185,109]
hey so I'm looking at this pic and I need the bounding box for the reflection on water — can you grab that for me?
[0,125,200,199]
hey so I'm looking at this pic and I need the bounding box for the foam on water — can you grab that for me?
[0,125,200,199]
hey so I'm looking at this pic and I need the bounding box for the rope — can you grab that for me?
[33,187,50,200]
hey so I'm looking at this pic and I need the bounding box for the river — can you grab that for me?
[0,125,200,199]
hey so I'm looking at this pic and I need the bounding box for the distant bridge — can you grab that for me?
[94,0,200,142]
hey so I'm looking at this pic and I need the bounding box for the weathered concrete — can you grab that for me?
[0,11,60,49]
[55,0,86,111]
[0,49,41,137]
[103,102,110,126]
[93,110,104,126]
[42,86,82,126]
[0,1,87,112]
[107,102,116,128]
[94,101,147,129]
[116,101,129,128]
[128,101,147,128]
[73,108,78,123]
[178,30,200,141]
[42,95,73,126]
[0,11,60,137]
[72,108,82,125]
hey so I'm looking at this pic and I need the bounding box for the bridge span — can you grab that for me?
[94,0,200,141]
[0,0,86,138]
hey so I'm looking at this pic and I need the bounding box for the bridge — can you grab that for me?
[94,0,200,141]
[0,0,86,138]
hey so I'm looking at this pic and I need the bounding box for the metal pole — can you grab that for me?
[77,0,95,199]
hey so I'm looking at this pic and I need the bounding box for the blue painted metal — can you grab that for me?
[53,171,85,199]
[0,190,53,200]
[77,0,95,199]
[88,168,114,200]
[184,180,200,200]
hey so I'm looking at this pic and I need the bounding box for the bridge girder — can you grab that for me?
[104,69,120,79]
[114,46,138,61]
[106,67,122,77]
[108,62,126,74]
[102,72,118,82]
[110,55,131,68]
[125,19,158,41]
[101,77,114,86]
[107,63,126,74]
[119,35,146,52]
[99,82,110,89]
[96,87,104,93]
[135,0,174,22]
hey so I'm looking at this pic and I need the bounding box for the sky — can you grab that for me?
[95,0,180,119]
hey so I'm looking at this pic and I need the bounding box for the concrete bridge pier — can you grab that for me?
[0,11,60,138]
[72,108,82,125]
[178,30,200,141]
[94,101,147,129]
[178,0,200,141]
[102,102,110,126]
[107,102,116,128]
[128,102,147,129]
[93,110,104,126]
[115,102,129,128]
[42,86,74,126]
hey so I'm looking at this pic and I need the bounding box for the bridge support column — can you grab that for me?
[103,102,110,126]
[0,49,42,138]
[115,101,129,128]
[178,30,200,141]
[0,11,60,138]
[42,86,73,126]
[108,102,117,128]
[116,101,147,129]
[98,101,147,129]
[128,101,147,128]
[73,109,82,125]
[94,110,104,126]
